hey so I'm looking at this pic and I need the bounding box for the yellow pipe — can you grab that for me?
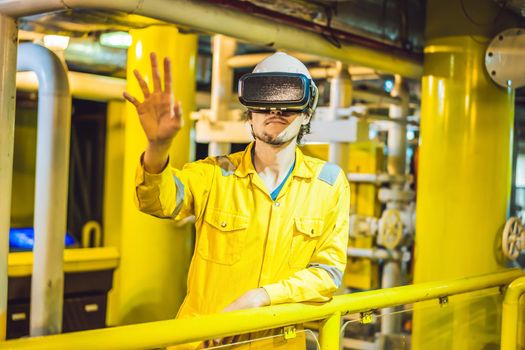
[0,269,521,350]
[319,312,340,350]
[113,26,197,325]
[414,0,518,348]
[501,277,525,350]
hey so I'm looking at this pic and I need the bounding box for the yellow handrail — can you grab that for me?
[0,269,522,350]
[501,276,525,350]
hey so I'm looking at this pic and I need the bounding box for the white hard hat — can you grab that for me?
[253,52,313,79]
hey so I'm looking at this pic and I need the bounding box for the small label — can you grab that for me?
[12,313,26,321]
[84,304,99,313]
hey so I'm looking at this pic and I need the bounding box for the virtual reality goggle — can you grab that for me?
[238,72,318,112]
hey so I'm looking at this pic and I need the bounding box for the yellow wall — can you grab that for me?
[110,26,197,325]
[413,0,518,348]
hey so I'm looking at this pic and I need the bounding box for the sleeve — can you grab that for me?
[134,154,217,222]
[262,170,350,304]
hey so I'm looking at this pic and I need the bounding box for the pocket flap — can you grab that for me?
[205,209,249,232]
[294,217,324,237]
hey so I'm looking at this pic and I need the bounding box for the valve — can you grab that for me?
[378,209,403,249]
[502,216,525,260]
[349,215,378,238]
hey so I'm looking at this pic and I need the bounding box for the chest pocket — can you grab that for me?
[289,217,324,269]
[198,209,249,265]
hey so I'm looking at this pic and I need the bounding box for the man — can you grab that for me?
[124,51,350,349]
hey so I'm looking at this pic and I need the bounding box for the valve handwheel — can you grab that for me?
[502,217,524,260]
[378,209,403,250]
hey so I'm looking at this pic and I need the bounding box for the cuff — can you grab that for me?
[135,152,171,187]
[261,283,289,305]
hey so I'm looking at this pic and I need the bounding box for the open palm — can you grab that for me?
[123,52,182,146]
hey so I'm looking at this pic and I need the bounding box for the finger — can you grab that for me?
[133,69,151,98]
[164,57,172,94]
[123,91,140,108]
[150,52,162,92]
[173,101,183,120]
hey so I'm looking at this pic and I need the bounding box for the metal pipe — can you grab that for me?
[380,75,409,338]
[328,61,352,167]
[387,75,409,183]
[0,0,423,78]
[347,247,401,261]
[227,52,321,68]
[309,66,380,81]
[16,71,125,102]
[380,261,402,335]
[319,312,340,350]
[208,35,236,156]
[347,173,410,185]
[0,269,521,350]
[0,13,18,341]
[500,276,525,350]
[16,43,72,336]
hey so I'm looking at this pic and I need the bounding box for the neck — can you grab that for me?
[253,139,296,176]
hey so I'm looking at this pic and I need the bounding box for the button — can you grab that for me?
[220,222,227,228]
[275,202,280,207]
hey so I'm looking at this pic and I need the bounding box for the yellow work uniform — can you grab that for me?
[135,142,350,348]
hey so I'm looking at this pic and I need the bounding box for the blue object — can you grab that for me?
[270,160,295,201]
[9,227,76,251]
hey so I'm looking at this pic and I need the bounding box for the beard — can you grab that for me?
[250,115,304,146]
[251,129,293,145]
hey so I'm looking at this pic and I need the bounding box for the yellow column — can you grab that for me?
[413,1,518,348]
[114,25,197,324]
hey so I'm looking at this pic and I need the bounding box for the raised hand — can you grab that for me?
[124,52,182,173]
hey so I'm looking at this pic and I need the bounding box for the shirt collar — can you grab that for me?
[234,142,314,179]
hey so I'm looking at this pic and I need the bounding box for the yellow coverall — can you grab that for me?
[135,142,350,349]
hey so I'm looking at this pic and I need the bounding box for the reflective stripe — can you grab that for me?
[308,263,343,288]
[217,156,236,176]
[318,162,340,186]
[171,175,185,218]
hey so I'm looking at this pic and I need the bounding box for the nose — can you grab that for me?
[270,110,283,116]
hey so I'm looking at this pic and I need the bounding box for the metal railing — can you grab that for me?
[0,269,522,350]
[501,276,525,350]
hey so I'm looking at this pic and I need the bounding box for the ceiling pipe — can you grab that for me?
[227,52,322,68]
[0,0,422,78]
[16,71,125,101]
[17,42,72,337]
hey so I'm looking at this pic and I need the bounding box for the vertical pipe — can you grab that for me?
[387,75,408,183]
[208,35,236,156]
[319,312,341,350]
[117,26,197,324]
[380,261,402,335]
[413,1,518,349]
[328,62,352,168]
[16,43,72,336]
[500,277,525,350]
[380,76,408,337]
[0,14,18,341]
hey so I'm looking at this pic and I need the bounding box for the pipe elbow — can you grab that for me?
[503,276,525,306]
[17,42,69,94]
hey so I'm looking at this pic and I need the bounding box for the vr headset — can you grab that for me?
[238,72,318,112]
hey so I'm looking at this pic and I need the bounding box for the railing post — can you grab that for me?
[501,277,525,350]
[319,312,341,350]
